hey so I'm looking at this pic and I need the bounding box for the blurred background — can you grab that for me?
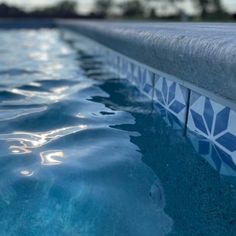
[0,0,235,21]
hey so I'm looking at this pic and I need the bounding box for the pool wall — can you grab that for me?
[57,20,236,176]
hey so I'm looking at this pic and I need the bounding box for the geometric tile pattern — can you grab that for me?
[105,50,154,99]
[187,91,236,175]
[153,102,184,132]
[188,131,236,177]
[78,35,236,176]
[153,75,189,124]
[119,56,133,79]
[132,64,154,99]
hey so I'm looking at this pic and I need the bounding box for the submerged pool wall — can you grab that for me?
[57,20,236,176]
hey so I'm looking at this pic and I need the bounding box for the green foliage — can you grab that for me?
[193,0,227,19]
[94,0,113,16]
[119,0,145,18]
[37,0,77,16]
[144,0,229,20]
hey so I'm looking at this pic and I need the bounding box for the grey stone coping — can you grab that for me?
[56,20,236,105]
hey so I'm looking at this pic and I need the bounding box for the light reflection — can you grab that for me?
[20,170,34,177]
[40,43,50,51]
[29,82,41,87]
[9,88,46,97]
[7,88,64,103]
[60,47,72,55]
[10,145,31,154]
[3,83,92,106]
[0,125,88,154]
[30,52,49,61]
[51,86,69,94]
[79,125,88,130]
[40,150,64,166]
[76,113,86,119]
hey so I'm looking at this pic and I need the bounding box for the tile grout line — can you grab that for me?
[183,89,191,137]
[151,72,156,114]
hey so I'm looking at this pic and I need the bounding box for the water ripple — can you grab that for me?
[0,125,88,154]
[0,106,47,122]
[0,29,175,236]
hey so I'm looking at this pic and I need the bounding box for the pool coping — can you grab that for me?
[56,20,236,108]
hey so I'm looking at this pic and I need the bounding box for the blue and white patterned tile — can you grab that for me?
[131,66,154,99]
[188,131,236,176]
[118,58,133,81]
[154,102,184,131]
[131,63,140,84]
[139,68,154,98]
[153,76,188,124]
[105,51,119,73]
[118,57,129,78]
[127,61,133,78]
[187,91,236,172]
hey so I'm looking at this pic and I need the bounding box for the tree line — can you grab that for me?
[95,0,231,20]
[0,0,234,21]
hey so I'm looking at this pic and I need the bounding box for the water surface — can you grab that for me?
[0,29,235,236]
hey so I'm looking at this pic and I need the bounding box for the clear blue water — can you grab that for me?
[0,29,235,236]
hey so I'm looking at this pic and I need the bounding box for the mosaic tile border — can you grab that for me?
[64,31,236,177]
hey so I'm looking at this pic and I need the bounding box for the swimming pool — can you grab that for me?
[0,29,235,235]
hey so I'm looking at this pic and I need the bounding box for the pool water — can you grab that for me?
[0,29,235,236]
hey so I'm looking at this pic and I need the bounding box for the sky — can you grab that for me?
[0,0,236,14]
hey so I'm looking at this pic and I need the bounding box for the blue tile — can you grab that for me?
[190,92,201,106]
[216,132,236,152]
[162,78,168,103]
[214,107,230,136]
[190,110,208,135]
[169,100,185,114]
[143,83,152,94]
[203,98,214,133]
[155,89,165,106]
[168,82,176,104]
[215,146,236,171]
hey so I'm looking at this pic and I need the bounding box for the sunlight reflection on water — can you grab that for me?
[40,150,65,166]
[0,125,88,154]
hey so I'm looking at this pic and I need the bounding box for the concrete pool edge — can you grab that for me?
[56,20,236,104]
[57,21,236,176]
